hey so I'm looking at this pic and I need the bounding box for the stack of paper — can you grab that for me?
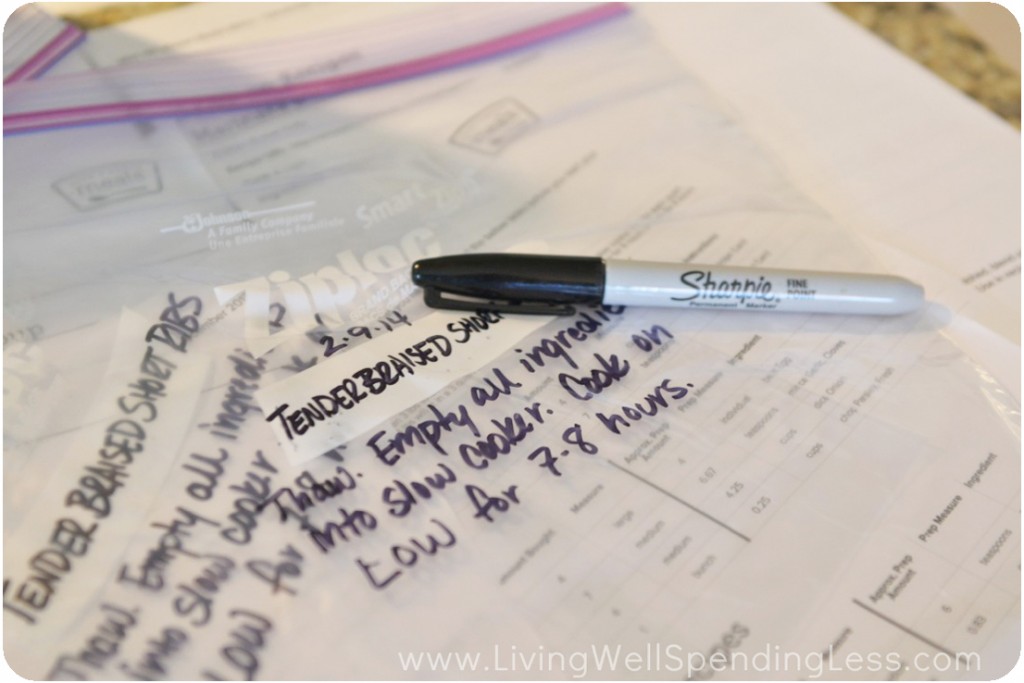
[4,4,1019,680]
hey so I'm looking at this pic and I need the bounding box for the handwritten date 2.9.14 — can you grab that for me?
[318,310,411,357]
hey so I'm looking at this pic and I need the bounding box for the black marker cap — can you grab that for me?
[411,253,605,314]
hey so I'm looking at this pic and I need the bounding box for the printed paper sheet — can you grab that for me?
[4,7,1018,680]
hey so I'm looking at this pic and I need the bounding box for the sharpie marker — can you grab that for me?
[411,253,924,316]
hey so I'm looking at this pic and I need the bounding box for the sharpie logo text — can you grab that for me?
[672,270,777,305]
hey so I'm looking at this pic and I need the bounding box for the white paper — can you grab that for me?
[637,4,1021,345]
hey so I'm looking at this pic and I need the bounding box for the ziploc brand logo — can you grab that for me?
[54,160,162,210]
